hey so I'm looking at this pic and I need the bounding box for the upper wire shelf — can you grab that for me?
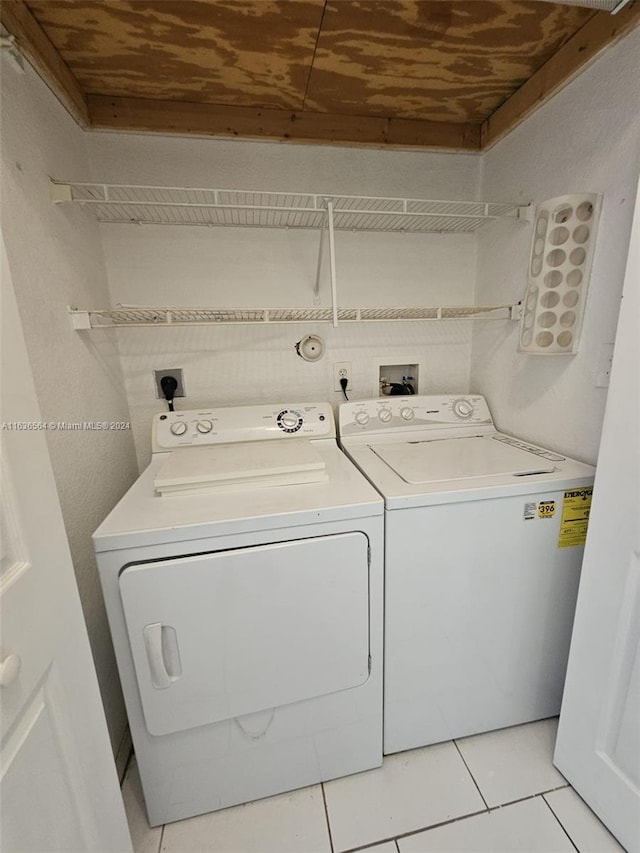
[69,304,521,329]
[51,180,529,234]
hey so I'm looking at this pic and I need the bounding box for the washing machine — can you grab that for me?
[339,394,594,756]
[94,402,383,826]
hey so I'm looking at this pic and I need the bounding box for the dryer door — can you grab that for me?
[119,532,370,736]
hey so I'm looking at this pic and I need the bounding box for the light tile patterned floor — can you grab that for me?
[123,718,625,853]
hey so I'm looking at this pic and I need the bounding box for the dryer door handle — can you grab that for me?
[143,623,182,689]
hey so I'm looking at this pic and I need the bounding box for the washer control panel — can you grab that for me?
[153,403,334,452]
[339,395,493,438]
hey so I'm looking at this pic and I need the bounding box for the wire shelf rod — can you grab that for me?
[69,304,519,329]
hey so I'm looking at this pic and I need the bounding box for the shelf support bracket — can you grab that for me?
[68,308,92,329]
[326,200,338,328]
[50,179,73,204]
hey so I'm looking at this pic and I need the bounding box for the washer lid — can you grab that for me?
[154,439,327,495]
[370,436,556,484]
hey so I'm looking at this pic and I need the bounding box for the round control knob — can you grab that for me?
[452,399,474,419]
[196,420,213,434]
[378,408,393,423]
[170,421,188,436]
[0,654,21,688]
[277,410,303,433]
[400,407,415,421]
[355,411,370,426]
[280,412,299,429]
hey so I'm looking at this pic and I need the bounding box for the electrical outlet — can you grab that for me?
[333,362,352,392]
[154,368,185,399]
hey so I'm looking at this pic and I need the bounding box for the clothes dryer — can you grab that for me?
[94,402,383,825]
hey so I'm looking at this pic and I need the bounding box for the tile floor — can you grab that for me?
[122,718,624,853]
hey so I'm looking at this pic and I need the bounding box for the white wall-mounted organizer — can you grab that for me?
[519,193,602,354]
[51,179,529,330]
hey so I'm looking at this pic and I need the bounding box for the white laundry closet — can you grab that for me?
[1,19,639,850]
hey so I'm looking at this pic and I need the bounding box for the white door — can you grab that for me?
[0,235,132,853]
[554,181,640,853]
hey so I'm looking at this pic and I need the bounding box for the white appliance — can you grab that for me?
[339,395,594,756]
[94,402,383,826]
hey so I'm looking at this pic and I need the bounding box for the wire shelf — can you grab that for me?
[69,304,520,329]
[52,181,529,234]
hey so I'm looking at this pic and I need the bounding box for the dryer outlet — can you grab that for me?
[154,369,185,399]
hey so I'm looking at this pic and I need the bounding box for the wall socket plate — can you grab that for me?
[154,368,185,399]
[333,362,352,392]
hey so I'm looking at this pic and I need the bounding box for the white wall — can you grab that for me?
[86,135,484,466]
[0,61,139,757]
[473,28,640,464]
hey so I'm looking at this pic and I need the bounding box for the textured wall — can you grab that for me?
[86,135,485,467]
[115,319,477,468]
[0,62,139,755]
[472,28,640,464]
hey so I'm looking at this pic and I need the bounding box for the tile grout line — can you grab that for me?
[321,782,336,853]
[452,739,490,811]
[542,792,581,853]
[485,783,571,813]
[345,783,576,853]
[342,808,489,853]
[156,822,165,853]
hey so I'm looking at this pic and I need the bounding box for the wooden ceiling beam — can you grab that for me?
[481,0,640,151]
[0,0,89,126]
[87,96,481,152]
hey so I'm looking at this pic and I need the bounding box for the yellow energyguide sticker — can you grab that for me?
[558,487,593,548]
[537,500,556,519]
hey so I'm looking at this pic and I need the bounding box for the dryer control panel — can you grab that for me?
[153,402,335,452]
[339,395,494,440]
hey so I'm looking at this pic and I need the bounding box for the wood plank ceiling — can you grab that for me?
[2,0,639,151]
